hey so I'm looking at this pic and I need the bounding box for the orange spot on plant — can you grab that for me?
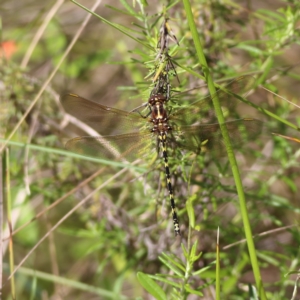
[0,41,17,59]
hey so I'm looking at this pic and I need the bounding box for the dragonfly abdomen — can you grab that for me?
[158,132,181,236]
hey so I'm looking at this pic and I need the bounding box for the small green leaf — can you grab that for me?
[194,224,201,231]
[236,44,264,56]
[184,284,203,296]
[190,240,198,259]
[159,253,185,275]
[190,242,202,262]
[181,243,188,258]
[148,275,181,289]
[137,272,167,300]
[249,284,259,300]
[282,176,297,192]
[186,196,195,228]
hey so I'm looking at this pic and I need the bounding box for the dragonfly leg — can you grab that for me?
[132,104,152,118]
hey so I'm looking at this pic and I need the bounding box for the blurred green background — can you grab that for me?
[1,0,300,299]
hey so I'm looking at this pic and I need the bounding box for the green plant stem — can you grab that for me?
[216,227,220,300]
[0,152,2,293]
[71,0,153,51]
[0,138,144,172]
[5,148,16,298]
[182,0,267,299]
[3,263,128,299]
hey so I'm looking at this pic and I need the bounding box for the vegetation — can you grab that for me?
[1,0,300,299]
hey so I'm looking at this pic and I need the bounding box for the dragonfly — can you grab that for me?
[151,53,179,100]
[157,17,179,58]
[60,76,263,236]
[153,17,179,99]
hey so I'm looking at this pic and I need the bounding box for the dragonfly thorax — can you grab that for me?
[151,102,168,121]
[149,94,171,134]
[148,93,167,106]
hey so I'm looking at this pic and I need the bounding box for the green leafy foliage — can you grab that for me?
[137,272,167,300]
[1,0,300,299]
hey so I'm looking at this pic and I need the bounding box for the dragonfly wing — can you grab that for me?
[171,75,256,126]
[177,119,263,157]
[61,94,145,135]
[65,131,156,163]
